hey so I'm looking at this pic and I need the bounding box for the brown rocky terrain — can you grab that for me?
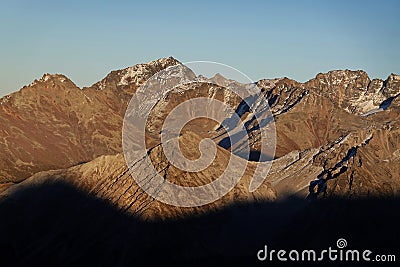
[0,57,179,184]
[3,131,276,220]
[0,57,400,220]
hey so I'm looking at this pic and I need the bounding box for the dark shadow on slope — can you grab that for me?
[216,94,275,162]
[380,93,400,110]
[0,181,399,267]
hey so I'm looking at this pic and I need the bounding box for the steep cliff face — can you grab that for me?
[1,58,400,218]
[305,70,400,115]
[323,127,400,198]
[383,73,400,98]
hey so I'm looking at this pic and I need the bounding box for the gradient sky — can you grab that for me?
[1,0,399,97]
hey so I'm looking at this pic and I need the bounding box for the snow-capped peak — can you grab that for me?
[28,73,68,87]
[117,57,180,87]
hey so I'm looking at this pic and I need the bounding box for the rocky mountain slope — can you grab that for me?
[1,57,400,219]
[0,57,179,184]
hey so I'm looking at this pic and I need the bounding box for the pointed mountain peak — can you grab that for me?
[40,73,68,82]
[387,73,400,81]
[212,73,226,80]
[117,57,181,86]
[313,69,370,82]
[27,73,75,88]
[89,57,182,90]
[383,73,400,97]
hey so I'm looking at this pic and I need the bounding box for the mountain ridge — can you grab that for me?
[0,57,399,216]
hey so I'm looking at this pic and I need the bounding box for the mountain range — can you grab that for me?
[1,58,399,214]
[1,57,400,265]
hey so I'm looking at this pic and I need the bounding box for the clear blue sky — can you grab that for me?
[1,0,399,97]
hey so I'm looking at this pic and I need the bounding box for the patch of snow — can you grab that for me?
[28,80,39,87]
[391,74,400,81]
[0,95,11,105]
[118,67,138,86]
[332,78,342,85]
[358,100,378,112]
[337,133,351,145]
[361,108,384,117]
[96,79,107,90]
[362,133,373,145]
[344,87,386,114]
[118,64,153,86]
[42,74,51,82]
